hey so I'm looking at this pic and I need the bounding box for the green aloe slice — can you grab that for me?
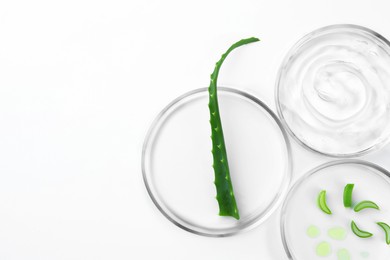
[354,200,380,212]
[318,190,332,215]
[351,221,373,238]
[208,37,259,220]
[343,184,354,208]
[377,222,390,244]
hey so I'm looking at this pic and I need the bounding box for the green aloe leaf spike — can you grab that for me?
[208,37,259,220]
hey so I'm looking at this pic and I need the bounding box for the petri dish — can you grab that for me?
[281,160,390,260]
[276,24,390,157]
[142,87,291,237]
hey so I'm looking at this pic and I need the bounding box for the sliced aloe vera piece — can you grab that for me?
[343,184,354,208]
[377,222,390,245]
[354,200,380,212]
[318,190,332,215]
[351,221,373,238]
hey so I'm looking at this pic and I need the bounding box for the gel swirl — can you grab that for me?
[277,25,390,156]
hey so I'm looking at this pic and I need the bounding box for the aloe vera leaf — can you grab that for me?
[351,221,373,238]
[377,222,390,244]
[208,37,259,220]
[354,200,380,212]
[343,184,354,208]
[317,190,332,215]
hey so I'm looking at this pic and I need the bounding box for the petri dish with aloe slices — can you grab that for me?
[276,24,390,157]
[281,160,390,260]
[142,87,291,237]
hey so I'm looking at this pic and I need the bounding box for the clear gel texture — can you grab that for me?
[277,25,390,156]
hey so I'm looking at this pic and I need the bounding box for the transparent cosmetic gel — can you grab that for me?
[276,25,390,156]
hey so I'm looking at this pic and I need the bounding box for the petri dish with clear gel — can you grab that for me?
[276,24,390,157]
[142,87,291,237]
[281,160,390,260]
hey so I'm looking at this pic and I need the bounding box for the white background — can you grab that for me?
[1,0,390,259]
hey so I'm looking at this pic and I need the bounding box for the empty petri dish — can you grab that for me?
[276,24,390,157]
[142,87,291,236]
[281,160,390,260]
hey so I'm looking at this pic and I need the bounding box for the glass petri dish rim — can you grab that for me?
[275,24,390,158]
[280,159,390,259]
[142,86,292,237]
